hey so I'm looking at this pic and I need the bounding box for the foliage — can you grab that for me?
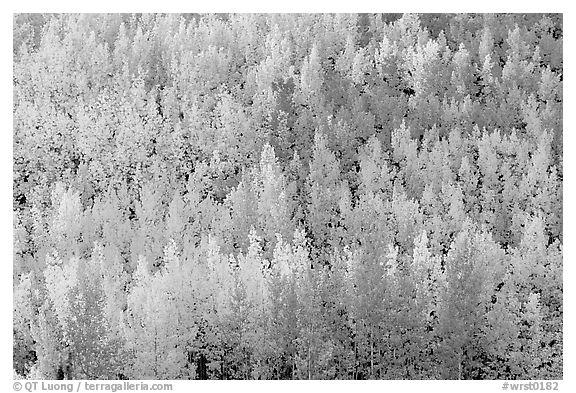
[13,13,562,380]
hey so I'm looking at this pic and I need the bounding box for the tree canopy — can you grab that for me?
[13,13,562,380]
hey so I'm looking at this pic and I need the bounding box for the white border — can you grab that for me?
[2,3,573,392]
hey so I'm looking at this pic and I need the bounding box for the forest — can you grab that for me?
[13,13,563,380]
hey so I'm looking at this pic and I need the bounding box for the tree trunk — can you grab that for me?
[307,339,311,380]
[153,326,158,378]
[370,335,374,378]
[458,350,463,380]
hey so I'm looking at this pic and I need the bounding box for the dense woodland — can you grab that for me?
[13,13,563,380]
